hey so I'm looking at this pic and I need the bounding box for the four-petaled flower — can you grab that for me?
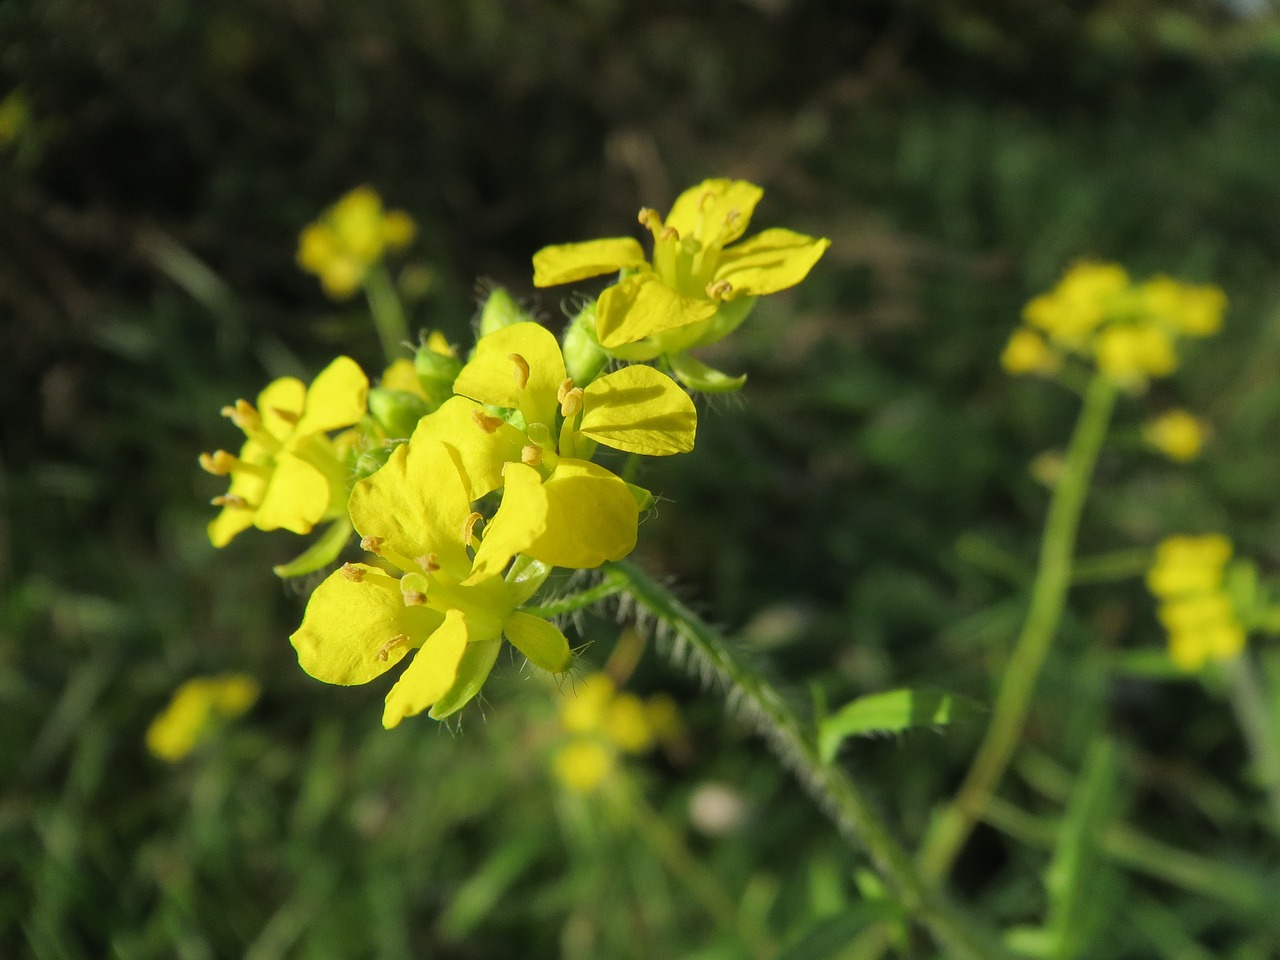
[412,322,697,579]
[291,437,573,727]
[532,179,829,365]
[200,356,368,547]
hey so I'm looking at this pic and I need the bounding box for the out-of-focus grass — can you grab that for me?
[5,2,1280,957]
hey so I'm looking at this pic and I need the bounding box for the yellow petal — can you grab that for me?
[382,608,468,728]
[295,356,369,437]
[254,452,330,534]
[291,564,443,684]
[408,397,526,500]
[713,228,830,297]
[206,450,268,547]
[208,503,256,547]
[596,274,718,349]
[665,179,763,247]
[453,322,566,428]
[580,365,696,455]
[257,377,307,441]
[348,436,473,577]
[503,610,572,673]
[469,459,638,580]
[380,358,427,400]
[532,238,648,286]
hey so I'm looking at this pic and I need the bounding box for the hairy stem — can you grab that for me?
[917,374,1118,883]
[610,559,1012,960]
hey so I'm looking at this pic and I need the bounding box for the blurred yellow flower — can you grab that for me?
[553,740,616,794]
[200,356,369,546]
[1023,261,1129,348]
[297,186,417,300]
[146,674,260,761]
[1093,322,1176,385]
[1143,409,1208,462]
[1000,328,1060,376]
[1146,534,1244,671]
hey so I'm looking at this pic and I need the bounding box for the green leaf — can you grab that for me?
[776,903,898,960]
[272,517,353,578]
[818,688,979,764]
[668,351,747,393]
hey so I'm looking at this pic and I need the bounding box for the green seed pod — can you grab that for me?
[562,300,609,386]
[367,387,430,439]
[478,285,534,337]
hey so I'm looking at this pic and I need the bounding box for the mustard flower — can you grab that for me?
[291,436,573,727]
[297,186,416,300]
[1143,409,1208,463]
[200,356,368,547]
[1147,534,1245,671]
[411,322,696,578]
[1000,328,1060,376]
[532,178,829,375]
[146,674,260,761]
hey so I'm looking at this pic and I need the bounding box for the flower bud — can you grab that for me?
[562,301,609,386]
[367,387,430,439]
[413,341,463,406]
[478,286,534,337]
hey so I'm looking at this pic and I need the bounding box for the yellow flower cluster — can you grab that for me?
[1147,535,1245,671]
[1142,409,1209,463]
[297,186,417,300]
[201,178,825,726]
[552,673,681,794]
[146,674,260,761]
[1002,262,1226,389]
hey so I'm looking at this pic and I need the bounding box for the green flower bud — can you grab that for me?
[478,286,534,337]
[367,387,430,439]
[562,301,609,386]
[414,341,463,406]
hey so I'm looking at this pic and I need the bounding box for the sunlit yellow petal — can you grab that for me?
[469,460,638,580]
[257,377,307,441]
[408,396,526,500]
[382,608,468,728]
[503,610,572,673]
[291,564,443,684]
[713,228,830,297]
[295,355,369,437]
[380,358,427,400]
[453,322,566,428]
[253,452,330,534]
[208,502,257,547]
[664,179,763,247]
[580,365,696,456]
[348,436,473,577]
[596,274,718,349]
[532,238,648,286]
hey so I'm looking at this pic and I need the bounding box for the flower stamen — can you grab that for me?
[472,409,504,434]
[509,353,531,390]
[378,633,409,662]
[462,511,484,547]
[340,562,366,582]
[705,278,733,300]
[521,444,543,467]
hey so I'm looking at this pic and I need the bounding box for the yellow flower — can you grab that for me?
[146,674,260,761]
[290,437,572,727]
[200,356,369,547]
[553,740,615,794]
[1143,409,1208,462]
[411,322,696,578]
[1147,535,1232,598]
[380,358,428,401]
[296,186,417,300]
[1023,261,1130,348]
[1146,534,1245,671]
[1138,276,1226,337]
[1093,322,1176,386]
[1000,328,1061,376]
[532,179,829,361]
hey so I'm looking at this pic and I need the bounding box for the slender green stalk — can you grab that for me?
[363,263,410,363]
[610,559,1013,960]
[1222,653,1280,832]
[523,573,627,618]
[917,374,1118,883]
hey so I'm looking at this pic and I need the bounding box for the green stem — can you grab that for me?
[363,263,410,363]
[1222,652,1280,832]
[917,374,1118,883]
[609,559,1012,960]
[523,574,627,619]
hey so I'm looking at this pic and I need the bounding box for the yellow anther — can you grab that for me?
[659,225,680,242]
[220,399,261,432]
[521,444,543,467]
[210,494,250,508]
[557,378,576,404]
[698,190,715,211]
[462,511,484,546]
[270,406,300,425]
[417,553,440,573]
[340,563,366,583]
[637,207,663,231]
[199,450,238,475]
[508,353,531,390]
[378,633,410,662]
[360,536,384,554]
[723,208,740,230]
[402,588,427,606]
[472,409,504,434]
[559,386,584,419]
[705,278,733,300]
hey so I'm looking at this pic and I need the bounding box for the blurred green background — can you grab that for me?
[5,1,1280,957]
